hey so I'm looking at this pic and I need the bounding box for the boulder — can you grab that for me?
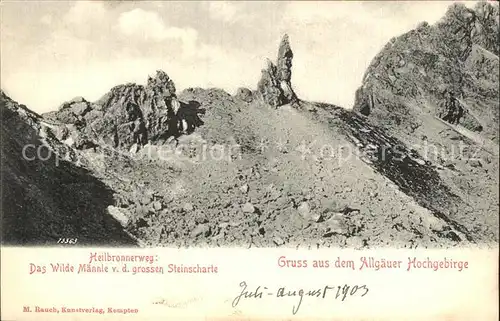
[298,201,322,222]
[235,87,254,103]
[107,206,130,227]
[242,202,255,213]
[152,201,162,211]
[183,203,194,212]
[273,236,285,246]
[239,184,249,194]
[190,224,211,238]
[321,214,349,236]
[129,143,139,154]
[468,159,482,167]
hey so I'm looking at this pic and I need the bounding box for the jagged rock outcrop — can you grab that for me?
[257,34,299,108]
[44,70,182,150]
[276,34,298,104]
[353,2,499,142]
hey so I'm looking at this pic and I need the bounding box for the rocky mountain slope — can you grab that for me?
[1,3,498,248]
[0,91,137,246]
[354,2,499,142]
[351,1,499,246]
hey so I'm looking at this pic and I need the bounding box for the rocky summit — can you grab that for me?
[1,5,498,248]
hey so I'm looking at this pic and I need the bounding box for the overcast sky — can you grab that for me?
[1,1,479,113]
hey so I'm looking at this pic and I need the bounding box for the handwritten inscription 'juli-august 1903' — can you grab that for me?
[232,281,369,315]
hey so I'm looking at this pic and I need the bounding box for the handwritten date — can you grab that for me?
[232,281,369,315]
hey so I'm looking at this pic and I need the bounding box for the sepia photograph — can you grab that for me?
[1,2,499,321]
[1,0,498,250]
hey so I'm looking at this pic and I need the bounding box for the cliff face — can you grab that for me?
[353,2,499,143]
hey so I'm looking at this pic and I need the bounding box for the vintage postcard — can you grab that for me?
[1,0,498,320]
